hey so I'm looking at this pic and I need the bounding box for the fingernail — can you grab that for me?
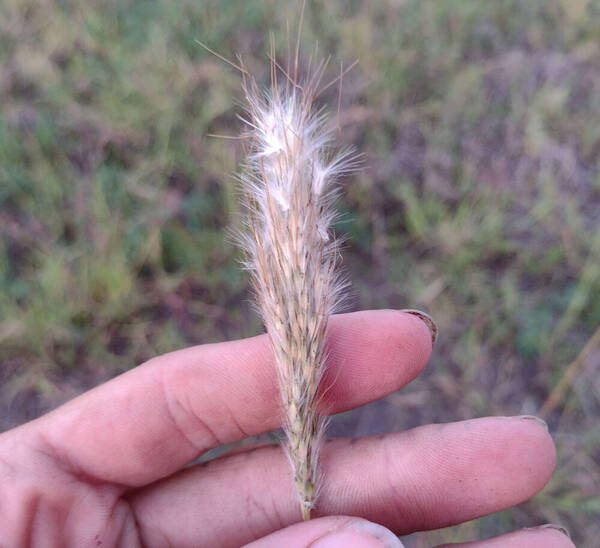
[528,524,570,538]
[310,519,403,548]
[400,309,438,346]
[517,415,548,430]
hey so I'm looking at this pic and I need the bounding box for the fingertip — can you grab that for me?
[436,524,574,548]
[246,516,404,548]
[399,309,438,349]
[396,309,435,369]
[513,415,556,493]
[323,310,433,411]
[531,525,575,548]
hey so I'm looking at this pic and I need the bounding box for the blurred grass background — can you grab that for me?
[1,0,599,545]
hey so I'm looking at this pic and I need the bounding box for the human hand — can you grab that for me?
[0,310,572,547]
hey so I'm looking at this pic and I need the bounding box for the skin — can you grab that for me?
[0,310,574,547]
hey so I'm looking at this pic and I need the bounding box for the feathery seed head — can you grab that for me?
[237,56,354,521]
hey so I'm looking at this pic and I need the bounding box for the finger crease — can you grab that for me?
[160,369,221,455]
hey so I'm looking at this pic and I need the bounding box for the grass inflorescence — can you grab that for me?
[235,41,355,519]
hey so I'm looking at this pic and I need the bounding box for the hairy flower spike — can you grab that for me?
[237,57,354,520]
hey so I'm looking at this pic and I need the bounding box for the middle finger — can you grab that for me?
[128,416,554,547]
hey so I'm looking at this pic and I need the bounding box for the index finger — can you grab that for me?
[15,309,433,487]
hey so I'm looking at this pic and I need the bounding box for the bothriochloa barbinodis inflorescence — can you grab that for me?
[199,23,357,520]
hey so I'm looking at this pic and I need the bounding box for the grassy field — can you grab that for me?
[1,0,599,545]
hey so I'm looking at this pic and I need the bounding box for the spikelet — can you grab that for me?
[236,53,354,520]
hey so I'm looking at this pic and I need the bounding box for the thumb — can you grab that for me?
[246,516,404,547]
